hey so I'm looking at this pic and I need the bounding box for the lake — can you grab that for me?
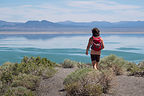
[0,33,144,65]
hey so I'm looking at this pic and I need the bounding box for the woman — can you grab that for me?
[86,28,104,70]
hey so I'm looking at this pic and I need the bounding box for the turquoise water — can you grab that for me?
[0,34,144,65]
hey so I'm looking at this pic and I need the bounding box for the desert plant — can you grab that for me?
[77,62,90,68]
[0,56,57,95]
[126,62,144,76]
[100,69,114,93]
[62,59,77,68]
[99,54,128,75]
[62,59,90,68]
[65,81,103,96]
[138,61,144,69]
[64,68,114,96]
[10,56,57,76]
[63,68,93,85]
[11,73,40,91]
[1,71,13,84]
[41,67,57,79]
[4,86,34,96]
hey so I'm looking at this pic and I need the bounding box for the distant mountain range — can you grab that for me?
[0,20,144,33]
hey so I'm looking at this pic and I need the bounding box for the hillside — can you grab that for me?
[0,20,144,33]
[0,55,144,96]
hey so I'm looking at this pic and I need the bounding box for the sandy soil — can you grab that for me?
[36,67,144,96]
[106,75,144,96]
[36,67,76,96]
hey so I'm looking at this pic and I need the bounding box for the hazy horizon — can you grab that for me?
[0,0,144,22]
[1,19,144,23]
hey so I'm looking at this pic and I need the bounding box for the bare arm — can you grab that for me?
[101,38,104,49]
[86,38,92,55]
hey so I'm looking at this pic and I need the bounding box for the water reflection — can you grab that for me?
[0,34,90,40]
[0,34,144,64]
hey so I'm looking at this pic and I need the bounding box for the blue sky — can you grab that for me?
[0,0,144,22]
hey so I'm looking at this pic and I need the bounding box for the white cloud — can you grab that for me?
[68,0,140,10]
[0,4,75,22]
[0,0,144,22]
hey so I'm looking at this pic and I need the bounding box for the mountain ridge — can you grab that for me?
[0,20,144,32]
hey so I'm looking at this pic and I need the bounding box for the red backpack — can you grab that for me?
[91,36,102,51]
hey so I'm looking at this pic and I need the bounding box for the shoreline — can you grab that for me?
[0,31,144,34]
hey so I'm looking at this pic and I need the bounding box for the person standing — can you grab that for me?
[86,28,104,70]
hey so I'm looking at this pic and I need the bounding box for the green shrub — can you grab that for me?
[100,69,114,93]
[62,59,77,68]
[8,56,57,77]
[99,55,144,77]
[0,80,7,95]
[126,62,144,76]
[62,59,90,68]
[1,71,13,84]
[63,68,93,85]
[64,68,114,96]
[138,61,144,69]
[11,73,40,91]
[0,80,2,88]
[77,62,90,68]
[4,86,35,96]
[99,54,128,75]
[0,56,57,95]
[65,82,103,96]
[21,56,56,68]
[65,82,81,96]
[0,62,13,69]
[41,67,57,79]
[64,69,102,96]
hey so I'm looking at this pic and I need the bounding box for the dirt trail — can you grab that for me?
[107,75,144,96]
[37,67,144,96]
[36,67,76,96]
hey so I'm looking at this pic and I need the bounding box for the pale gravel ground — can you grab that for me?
[106,75,144,96]
[36,67,76,96]
[36,67,144,96]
